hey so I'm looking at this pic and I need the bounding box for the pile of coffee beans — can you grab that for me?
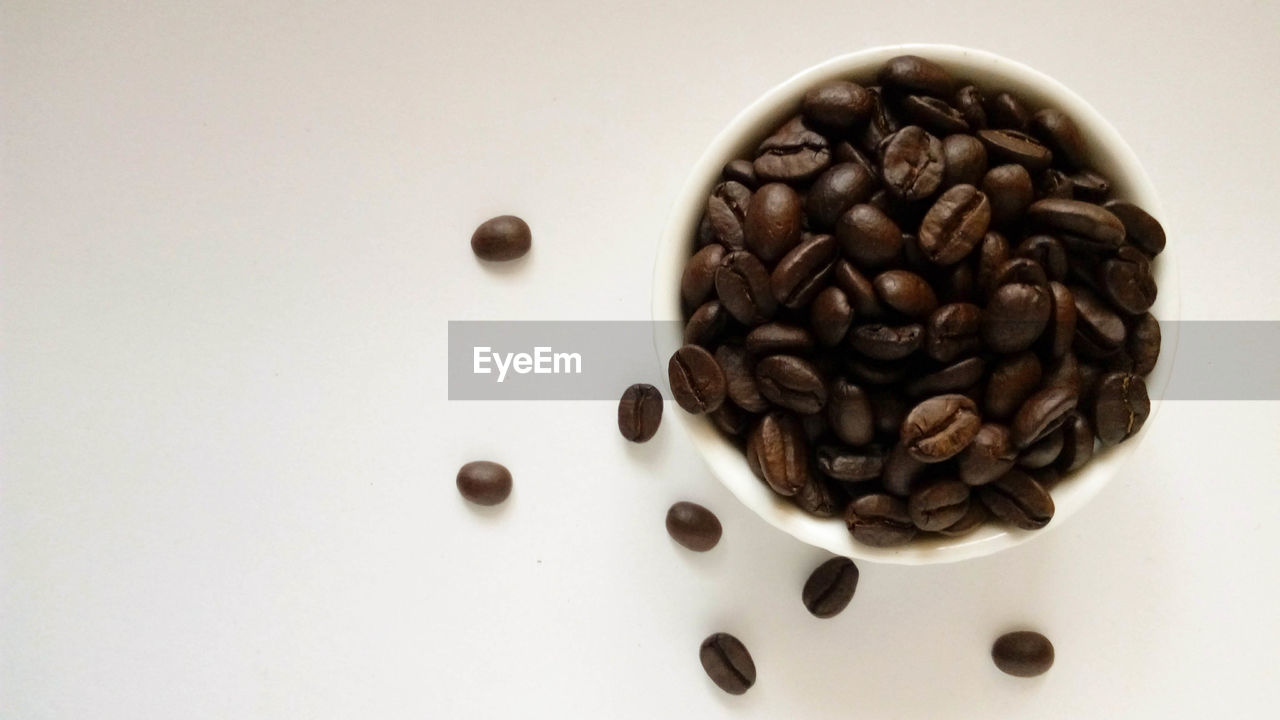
[672,55,1163,547]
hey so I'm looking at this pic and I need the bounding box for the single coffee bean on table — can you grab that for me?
[802,557,860,618]
[618,383,663,442]
[673,55,1163,546]
[470,215,531,261]
[456,461,513,506]
[699,632,757,695]
[666,501,723,552]
[992,630,1055,677]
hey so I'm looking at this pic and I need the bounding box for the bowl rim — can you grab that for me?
[652,43,1180,565]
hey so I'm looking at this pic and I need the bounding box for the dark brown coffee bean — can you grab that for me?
[754,115,832,183]
[771,233,837,308]
[802,557,860,618]
[1038,168,1074,200]
[666,501,722,551]
[1056,412,1095,472]
[1099,246,1157,315]
[977,129,1053,173]
[978,468,1054,529]
[986,91,1030,131]
[881,126,945,200]
[1128,312,1161,376]
[706,181,752,249]
[1103,199,1166,256]
[1011,385,1078,448]
[957,423,1016,486]
[981,164,1035,229]
[709,401,754,437]
[1043,352,1081,392]
[745,322,814,356]
[1015,235,1067,280]
[901,95,970,135]
[1072,285,1126,357]
[756,355,827,414]
[874,270,938,319]
[803,80,873,130]
[722,159,757,188]
[817,445,884,481]
[744,182,803,263]
[1069,169,1111,202]
[618,383,663,442]
[976,231,1011,295]
[849,323,923,361]
[684,300,728,347]
[989,258,1049,295]
[905,356,985,397]
[792,473,843,517]
[808,163,878,231]
[747,411,810,496]
[942,134,988,188]
[1031,107,1087,168]
[1017,428,1064,468]
[716,250,777,325]
[908,477,971,531]
[834,260,885,318]
[992,631,1055,677]
[938,500,988,536]
[918,184,990,264]
[682,244,727,307]
[953,85,987,129]
[1093,372,1150,445]
[844,493,917,546]
[810,286,854,347]
[858,87,901,155]
[881,442,924,496]
[836,203,903,270]
[699,633,756,695]
[470,215,532,261]
[878,55,955,98]
[981,283,1052,353]
[1040,282,1077,359]
[984,352,1043,420]
[668,344,727,414]
[456,460,513,505]
[925,302,982,362]
[900,394,981,462]
[1027,198,1125,246]
[827,379,875,446]
[716,344,770,413]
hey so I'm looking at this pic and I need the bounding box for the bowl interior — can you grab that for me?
[653,44,1179,564]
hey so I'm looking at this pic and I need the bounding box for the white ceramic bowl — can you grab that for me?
[653,44,1179,564]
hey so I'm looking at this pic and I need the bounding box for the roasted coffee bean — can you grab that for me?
[1093,372,1150,445]
[684,300,728,347]
[771,233,837,308]
[1072,285,1126,357]
[1040,281,1077,359]
[1015,235,1067,280]
[710,401,754,437]
[834,260,885,318]
[859,87,901,155]
[844,493,918,546]
[986,91,1030,131]
[470,215,532,261]
[747,411,811,495]
[978,468,1054,529]
[992,631,1055,677]
[938,500,988,536]
[666,501,722,552]
[744,183,803,263]
[716,250,777,325]
[878,55,955,98]
[1031,108,1087,168]
[810,286,854,347]
[873,270,939,319]
[953,85,988,129]
[1069,169,1111,202]
[456,460,513,505]
[981,282,1052,353]
[696,212,715,247]
[817,445,884,481]
[925,302,982,362]
[881,126,945,201]
[1099,246,1157,315]
[803,80,873,130]
[900,394,981,462]
[905,356,985,397]
[793,473,843,517]
[990,257,1049,292]
[827,379,875,446]
[722,159,757,188]
[918,184,990,264]
[977,129,1053,173]
[1103,199,1166,256]
[870,389,910,438]
[745,322,814,356]
[1038,168,1075,200]
[754,115,831,183]
[706,181,753,249]
[1027,198,1125,246]
[1017,428,1064,468]
[981,164,1035,229]
[668,345,727,414]
[716,344,770,413]
[700,633,756,695]
[901,95,970,135]
[1011,385,1078,448]
[802,557,860,618]
[908,477,971,531]
[957,423,1016,486]
[836,203,903,270]
[849,323,924,361]
[618,383,664,442]
[1056,412,1095,472]
[808,163,878,231]
[984,352,1043,420]
[880,442,925,495]
[976,231,1012,295]
[1043,352,1081,392]
[942,134,988,188]
[756,355,827,414]
[1129,312,1161,376]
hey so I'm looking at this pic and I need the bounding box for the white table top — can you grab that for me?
[3,1,1278,718]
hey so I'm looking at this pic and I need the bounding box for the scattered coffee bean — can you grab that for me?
[470,215,531,261]
[802,557,860,618]
[666,501,722,551]
[618,383,663,442]
[700,633,757,695]
[456,461,512,506]
[992,631,1055,677]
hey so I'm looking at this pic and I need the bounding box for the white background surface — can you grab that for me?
[3,1,1279,718]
